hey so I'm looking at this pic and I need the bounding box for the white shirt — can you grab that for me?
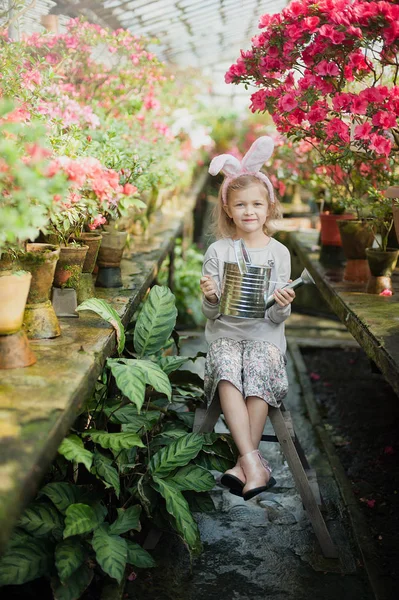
[202,237,291,355]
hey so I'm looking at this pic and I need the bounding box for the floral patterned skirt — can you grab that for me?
[204,337,288,409]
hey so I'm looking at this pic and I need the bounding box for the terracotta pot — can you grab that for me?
[17,244,61,339]
[53,244,89,289]
[319,212,354,247]
[337,219,374,283]
[392,201,399,246]
[0,271,32,335]
[97,231,128,268]
[365,247,399,294]
[71,232,102,273]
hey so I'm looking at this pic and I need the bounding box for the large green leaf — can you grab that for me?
[109,358,172,406]
[55,538,86,582]
[154,355,189,375]
[194,453,234,473]
[91,524,127,583]
[126,540,156,568]
[92,450,120,498]
[63,503,106,538]
[185,491,215,513]
[113,407,160,432]
[0,535,52,585]
[150,432,204,478]
[109,505,141,535]
[107,361,146,412]
[167,465,215,493]
[152,477,201,553]
[39,483,97,514]
[82,430,144,451]
[58,435,93,471]
[133,285,177,357]
[52,564,93,600]
[76,298,125,354]
[18,501,64,538]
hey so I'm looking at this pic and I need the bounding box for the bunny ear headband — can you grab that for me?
[208,136,275,205]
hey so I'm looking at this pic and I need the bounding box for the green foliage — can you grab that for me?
[158,239,206,327]
[133,285,178,357]
[0,286,235,597]
[76,299,125,354]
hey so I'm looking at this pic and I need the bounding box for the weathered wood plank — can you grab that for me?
[0,171,208,554]
[290,231,399,397]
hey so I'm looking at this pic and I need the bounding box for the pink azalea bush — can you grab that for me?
[226,0,399,214]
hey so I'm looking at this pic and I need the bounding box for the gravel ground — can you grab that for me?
[301,345,399,600]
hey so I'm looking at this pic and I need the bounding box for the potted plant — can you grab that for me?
[226,0,399,265]
[365,189,398,294]
[0,103,70,361]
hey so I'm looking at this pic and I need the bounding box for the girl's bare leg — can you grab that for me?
[218,380,255,456]
[246,396,269,449]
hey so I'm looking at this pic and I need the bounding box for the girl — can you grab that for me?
[200,136,295,501]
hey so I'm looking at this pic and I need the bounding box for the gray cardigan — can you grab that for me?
[202,237,291,355]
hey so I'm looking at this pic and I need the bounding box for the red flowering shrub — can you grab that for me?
[227,0,399,212]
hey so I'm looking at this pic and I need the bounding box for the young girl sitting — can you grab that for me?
[200,136,295,501]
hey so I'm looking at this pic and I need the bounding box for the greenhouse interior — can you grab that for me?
[1,1,399,599]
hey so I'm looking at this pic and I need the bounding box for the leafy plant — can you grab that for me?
[0,286,235,598]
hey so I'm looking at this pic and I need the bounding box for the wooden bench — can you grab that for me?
[193,399,338,559]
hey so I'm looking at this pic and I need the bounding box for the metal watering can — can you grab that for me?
[203,239,315,319]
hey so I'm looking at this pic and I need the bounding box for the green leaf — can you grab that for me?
[113,407,160,432]
[0,536,52,585]
[52,564,93,600]
[55,538,86,582]
[58,435,93,471]
[39,483,97,514]
[167,465,215,492]
[92,450,120,498]
[126,540,156,568]
[63,503,106,538]
[133,285,177,357]
[194,453,234,473]
[185,491,215,513]
[82,430,144,451]
[173,411,195,428]
[76,298,125,354]
[18,502,64,538]
[130,359,172,399]
[155,355,189,374]
[149,432,204,478]
[152,477,201,553]
[91,524,127,583]
[107,360,146,412]
[109,505,141,535]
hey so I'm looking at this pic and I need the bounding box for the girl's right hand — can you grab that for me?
[200,275,218,303]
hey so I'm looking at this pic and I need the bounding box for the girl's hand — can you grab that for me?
[200,275,218,304]
[274,280,296,307]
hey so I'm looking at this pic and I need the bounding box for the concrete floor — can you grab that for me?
[129,320,374,600]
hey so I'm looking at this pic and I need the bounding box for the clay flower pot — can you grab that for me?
[53,244,89,290]
[337,219,374,283]
[96,230,128,288]
[365,247,399,294]
[0,271,36,369]
[18,243,61,339]
[72,232,102,273]
[319,212,354,247]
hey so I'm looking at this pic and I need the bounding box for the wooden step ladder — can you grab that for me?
[193,399,338,559]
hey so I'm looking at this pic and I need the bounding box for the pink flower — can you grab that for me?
[89,214,107,230]
[379,288,393,296]
[366,499,376,509]
[315,60,339,77]
[123,183,138,196]
[250,89,268,112]
[310,372,320,381]
[325,118,350,143]
[350,96,368,115]
[369,133,392,156]
[372,111,397,129]
[278,93,298,113]
[354,122,373,140]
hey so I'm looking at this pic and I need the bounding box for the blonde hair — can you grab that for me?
[212,174,282,239]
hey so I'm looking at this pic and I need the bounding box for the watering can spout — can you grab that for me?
[265,268,316,309]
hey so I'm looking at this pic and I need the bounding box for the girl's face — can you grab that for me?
[224,184,269,235]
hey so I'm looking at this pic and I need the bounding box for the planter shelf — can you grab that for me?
[0,170,208,555]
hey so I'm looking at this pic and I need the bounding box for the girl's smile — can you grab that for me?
[224,183,269,242]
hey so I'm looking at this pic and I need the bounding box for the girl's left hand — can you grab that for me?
[274,280,296,307]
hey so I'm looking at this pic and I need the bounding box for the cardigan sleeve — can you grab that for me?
[265,246,292,324]
[201,245,222,320]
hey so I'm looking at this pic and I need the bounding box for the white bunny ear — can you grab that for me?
[209,154,241,177]
[241,136,274,172]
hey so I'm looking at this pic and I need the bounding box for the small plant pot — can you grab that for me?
[0,271,36,369]
[337,219,374,283]
[320,212,354,247]
[96,230,128,289]
[18,243,61,339]
[71,232,102,273]
[53,244,89,290]
[365,247,399,294]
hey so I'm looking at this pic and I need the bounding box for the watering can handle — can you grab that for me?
[265,269,315,309]
[202,256,223,277]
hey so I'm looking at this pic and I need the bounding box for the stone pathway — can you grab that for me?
[129,325,374,600]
